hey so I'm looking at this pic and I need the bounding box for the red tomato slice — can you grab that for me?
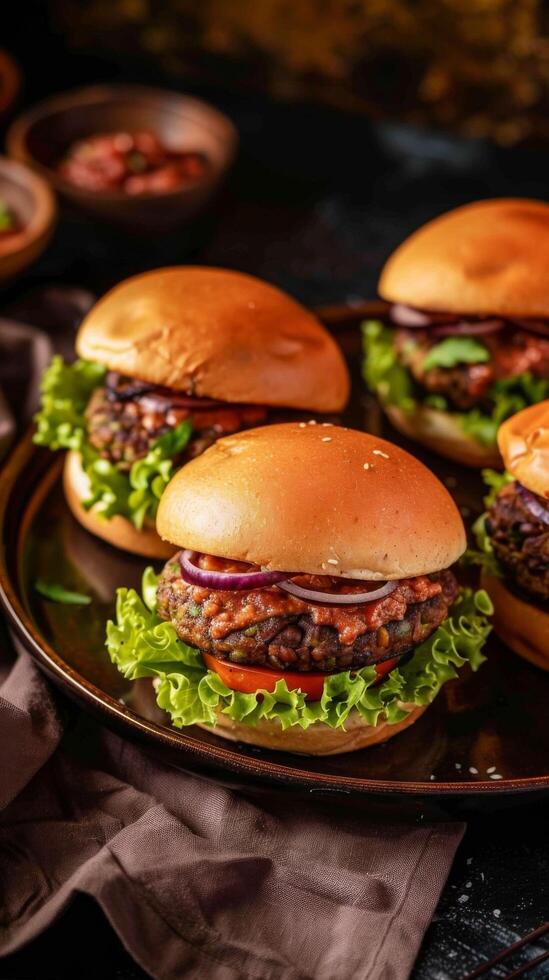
[202,653,399,702]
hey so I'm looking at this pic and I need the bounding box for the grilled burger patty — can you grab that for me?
[486,481,549,602]
[86,373,267,469]
[157,559,459,672]
[395,327,549,411]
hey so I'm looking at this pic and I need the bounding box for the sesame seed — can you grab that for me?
[321,437,332,442]
[363,463,370,470]
[373,449,389,458]
[308,420,317,425]
[429,774,436,781]
[321,422,333,427]
[469,767,478,775]
[458,895,469,904]
[298,422,307,428]
[455,763,462,770]
[327,558,338,565]
[486,766,496,774]
[493,909,501,918]
[490,773,503,780]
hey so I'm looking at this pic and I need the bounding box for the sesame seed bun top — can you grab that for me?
[156,422,466,579]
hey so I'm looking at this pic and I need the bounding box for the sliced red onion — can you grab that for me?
[430,319,504,338]
[139,391,225,413]
[389,304,433,327]
[389,304,463,328]
[510,319,549,338]
[179,550,288,590]
[517,484,549,526]
[278,579,398,605]
[179,551,401,604]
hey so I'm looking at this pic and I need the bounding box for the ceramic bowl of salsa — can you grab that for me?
[7,85,238,232]
[0,156,56,283]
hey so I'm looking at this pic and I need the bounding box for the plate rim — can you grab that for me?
[2,426,549,800]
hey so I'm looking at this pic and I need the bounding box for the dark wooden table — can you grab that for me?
[1,46,549,980]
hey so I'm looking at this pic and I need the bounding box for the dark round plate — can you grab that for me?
[1,309,548,818]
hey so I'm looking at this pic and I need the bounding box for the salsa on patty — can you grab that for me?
[157,553,459,672]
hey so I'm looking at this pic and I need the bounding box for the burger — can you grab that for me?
[362,199,549,467]
[106,423,492,755]
[471,400,548,669]
[34,267,349,557]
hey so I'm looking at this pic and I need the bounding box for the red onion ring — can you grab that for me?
[179,551,288,590]
[277,579,398,605]
[510,319,549,338]
[389,304,433,327]
[429,319,504,338]
[139,391,226,413]
[516,484,549,526]
[179,551,400,604]
[389,304,463,328]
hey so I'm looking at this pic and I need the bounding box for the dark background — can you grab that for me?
[2,3,549,978]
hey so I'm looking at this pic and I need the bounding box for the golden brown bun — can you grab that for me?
[497,400,549,498]
[157,423,465,579]
[379,199,549,317]
[385,404,502,469]
[63,451,174,559]
[76,266,349,413]
[481,571,549,671]
[201,703,426,755]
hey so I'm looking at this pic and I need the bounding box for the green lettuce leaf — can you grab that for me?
[361,322,548,448]
[34,356,193,528]
[361,320,416,410]
[422,336,490,371]
[106,569,493,732]
[33,355,106,451]
[459,373,549,447]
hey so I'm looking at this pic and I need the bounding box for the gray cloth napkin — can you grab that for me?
[0,297,465,979]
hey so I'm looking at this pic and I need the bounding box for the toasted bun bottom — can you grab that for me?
[199,703,427,755]
[481,571,549,671]
[385,404,502,468]
[63,450,174,559]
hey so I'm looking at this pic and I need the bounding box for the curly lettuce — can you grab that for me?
[463,468,514,576]
[361,320,549,447]
[33,357,192,528]
[106,569,492,732]
[34,355,106,451]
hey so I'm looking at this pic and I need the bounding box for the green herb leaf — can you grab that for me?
[106,570,492,732]
[422,336,490,371]
[35,580,92,605]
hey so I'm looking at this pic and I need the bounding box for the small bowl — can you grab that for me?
[0,157,56,283]
[7,84,238,232]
